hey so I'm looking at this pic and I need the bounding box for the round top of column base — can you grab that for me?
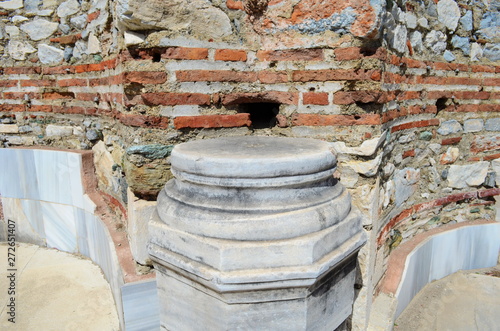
[170,136,336,182]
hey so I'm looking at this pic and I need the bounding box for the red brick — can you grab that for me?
[117,114,170,128]
[397,91,420,100]
[3,92,40,99]
[471,65,495,73]
[402,57,426,68]
[221,91,298,105]
[52,34,81,45]
[124,71,168,84]
[4,67,41,75]
[478,188,500,198]
[292,69,371,82]
[403,149,415,158]
[303,92,329,105]
[257,71,288,83]
[0,104,25,112]
[484,78,500,86]
[334,47,363,60]
[28,105,51,112]
[391,119,440,133]
[176,70,257,83]
[257,49,324,62]
[75,93,100,101]
[87,10,100,23]
[226,0,244,10]
[291,113,381,126]
[57,78,88,87]
[75,64,88,73]
[445,77,481,85]
[0,80,18,87]
[471,135,500,153]
[333,90,385,105]
[441,137,462,145]
[214,49,247,62]
[468,156,482,162]
[43,65,75,74]
[142,92,211,106]
[174,113,251,129]
[43,91,75,99]
[53,106,86,114]
[483,153,500,161]
[163,47,208,60]
[21,79,55,87]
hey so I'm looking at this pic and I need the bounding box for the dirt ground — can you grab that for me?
[395,265,500,331]
[0,243,119,330]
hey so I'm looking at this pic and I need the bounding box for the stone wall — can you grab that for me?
[0,0,499,329]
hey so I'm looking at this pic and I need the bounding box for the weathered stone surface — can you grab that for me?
[437,0,460,31]
[345,153,383,177]
[124,155,173,200]
[447,162,489,188]
[485,118,500,132]
[38,44,64,65]
[464,119,484,133]
[484,43,500,61]
[425,30,447,54]
[124,31,145,46]
[0,0,23,10]
[331,133,386,157]
[460,10,473,31]
[12,15,28,23]
[126,144,173,159]
[20,19,58,41]
[0,124,19,134]
[87,33,101,54]
[5,25,20,38]
[57,0,80,17]
[471,43,483,61]
[388,24,408,53]
[127,188,156,265]
[419,131,433,141]
[437,120,462,136]
[149,136,365,330]
[443,50,455,62]
[8,40,36,60]
[70,14,87,29]
[410,31,423,52]
[439,147,459,165]
[117,0,232,40]
[452,35,470,55]
[405,12,417,29]
[45,125,73,137]
[394,168,420,207]
[491,159,500,186]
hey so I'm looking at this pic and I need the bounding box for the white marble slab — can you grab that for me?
[122,280,160,331]
[395,223,500,317]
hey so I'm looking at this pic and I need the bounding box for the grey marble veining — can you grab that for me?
[395,223,500,318]
[122,280,160,331]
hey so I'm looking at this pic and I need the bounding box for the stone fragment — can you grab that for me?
[38,44,64,65]
[45,124,73,137]
[0,124,19,134]
[126,144,174,159]
[387,24,408,53]
[63,46,73,61]
[394,168,420,207]
[437,0,460,31]
[352,184,377,225]
[451,35,470,55]
[437,120,462,136]
[419,131,433,141]
[86,129,102,141]
[418,17,429,29]
[383,180,394,208]
[405,12,417,29]
[427,1,438,17]
[344,153,383,177]
[410,31,423,53]
[124,31,145,46]
[460,10,473,31]
[20,19,58,41]
[485,118,500,132]
[72,40,86,59]
[399,132,416,144]
[2,118,13,124]
[128,188,156,265]
[484,43,500,61]
[443,50,455,62]
[491,159,500,186]
[0,0,23,10]
[484,172,496,188]
[464,119,484,133]
[6,136,34,145]
[24,0,40,11]
[447,162,489,188]
[439,147,459,165]
[8,40,36,60]
[382,163,395,179]
[70,14,87,29]
[12,15,28,23]
[425,30,447,54]
[57,0,80,17]
[86,33,101,54]
[5,26,20,38]
[59,23,71,34]
[470,43,483,61]
[479,12,500,42]
[331,133,386,157]
[338,166,359,188]
[18,125,32,133]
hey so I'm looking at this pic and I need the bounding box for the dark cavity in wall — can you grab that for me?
[436,97,449,113]
[238,103,280,129]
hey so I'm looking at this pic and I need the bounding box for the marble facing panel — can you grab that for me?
[395,223,500,318]
[122,280,160,331]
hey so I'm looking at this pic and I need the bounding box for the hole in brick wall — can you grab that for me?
[360,48,377,56]
[152,52,162,62]
[355,101,383,114]
[238,103,280,129]
[436,98,448,112]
